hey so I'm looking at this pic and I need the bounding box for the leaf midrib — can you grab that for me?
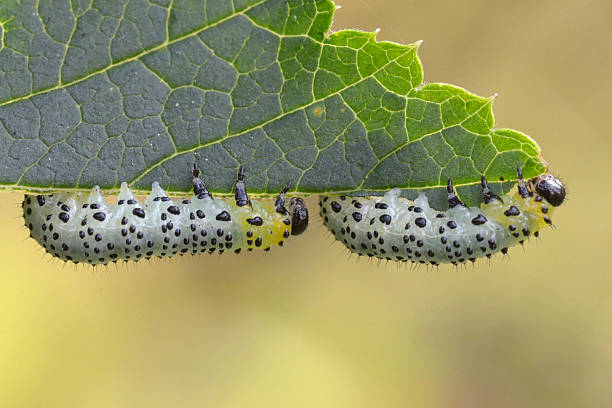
[127,44,417,188]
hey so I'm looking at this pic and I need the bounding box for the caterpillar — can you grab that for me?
[22,164,309,265]
[319,169,566,265]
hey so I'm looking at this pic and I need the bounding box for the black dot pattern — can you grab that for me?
[319,183,557,265]
[22,182,299,265]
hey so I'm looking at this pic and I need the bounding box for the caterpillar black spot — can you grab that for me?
[23,164,309,265]
[320,168,566,265]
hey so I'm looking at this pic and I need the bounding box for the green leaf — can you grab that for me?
[0,0,546,207]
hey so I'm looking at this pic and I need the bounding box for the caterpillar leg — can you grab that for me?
[446,178,465,208]
[273,181,308,236]
[234,166,250,207]
[274,182,291,214]
[516,166,530,198]
[192,162,212,199]
[481,176,502,204]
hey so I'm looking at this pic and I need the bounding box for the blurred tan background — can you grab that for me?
[1,0,611,406]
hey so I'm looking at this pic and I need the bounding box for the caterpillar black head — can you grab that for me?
[531,174,566,207]
[287,197,308,236]
[273,182,308,236]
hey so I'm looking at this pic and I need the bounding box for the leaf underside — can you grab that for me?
[0,0,546,208]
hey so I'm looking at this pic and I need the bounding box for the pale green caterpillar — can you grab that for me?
[23,164,309,265]
[320,169,565,265]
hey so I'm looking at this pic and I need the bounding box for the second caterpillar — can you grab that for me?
[320,168,565,265]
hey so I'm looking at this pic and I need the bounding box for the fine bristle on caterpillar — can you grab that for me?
[320,168,566,265]
[23,164,309,265]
